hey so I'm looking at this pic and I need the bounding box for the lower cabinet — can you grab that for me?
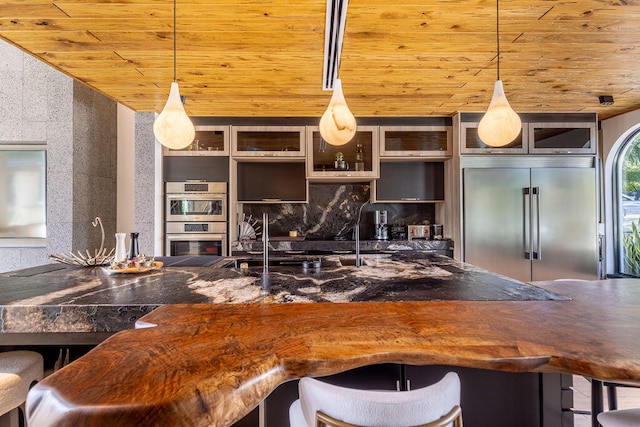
[246,364,573,427]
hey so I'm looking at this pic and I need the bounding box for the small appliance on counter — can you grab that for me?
[373,210,388,240]
[431,224,444,240]
[390,224,407,240]
[407,224,430,241]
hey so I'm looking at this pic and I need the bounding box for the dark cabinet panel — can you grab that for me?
[163,156,229,182]
[376,161,445,202]
[237,162,307,202]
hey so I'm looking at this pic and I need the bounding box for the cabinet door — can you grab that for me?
[374,161,445,202]
[306,125,379,181]
[460,122,528,155]
[232,126,306,157]
[236,161,308,203]
[380,126,451,158]
[528,122,597,154]
[163,125,229,156]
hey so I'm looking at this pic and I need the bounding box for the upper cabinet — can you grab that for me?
[306,126,379,181]
[234,160,308,203]
[231,126,306,158]
[380,126,452,158]
[459,113,597,155]
[460,122,528,155]
[528,122,597,154]
[372,161,445,203]
[163,125,229,156]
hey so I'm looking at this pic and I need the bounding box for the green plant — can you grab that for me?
[624,219,640,275]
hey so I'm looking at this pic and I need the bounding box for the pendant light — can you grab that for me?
[319,0,356,146]
[153,0,195,150]
[319,78,357,146]
[477,0,521,148]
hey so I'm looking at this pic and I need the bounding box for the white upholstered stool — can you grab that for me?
[289,372,462,427]
[0,351,44,427]
[597,408,640,427]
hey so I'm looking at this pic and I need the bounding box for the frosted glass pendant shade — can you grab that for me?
[477,80,522,147]
[153,82,195,150]
[319,79,357,146]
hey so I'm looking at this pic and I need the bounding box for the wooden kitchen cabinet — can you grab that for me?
[163,125,229,156]
[373,161,445,203]
[459,113,597,155]
[306,125,379,181]
[235,161,308,203]
[232,126,306,158]
[380,126,452,158]
[528,122,597,154]
[460,121,528,155]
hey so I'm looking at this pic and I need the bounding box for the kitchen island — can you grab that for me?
[1,253,638,426]
[0,252,559,341]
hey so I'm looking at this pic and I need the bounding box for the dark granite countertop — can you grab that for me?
[0,252,566,337]
[231,238,453,254]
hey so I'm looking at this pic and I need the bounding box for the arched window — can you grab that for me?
[615,128,640,276]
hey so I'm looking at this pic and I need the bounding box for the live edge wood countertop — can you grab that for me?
[13,254,640,426]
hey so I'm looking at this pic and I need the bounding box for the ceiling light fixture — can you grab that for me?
[319,78,356,146]
[153,0,195,150]
[477,0,521,148]
[319,0,356,146]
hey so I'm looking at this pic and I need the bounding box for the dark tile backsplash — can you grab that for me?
[241,183,435,240]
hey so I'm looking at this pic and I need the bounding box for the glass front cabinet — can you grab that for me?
[460,122,528,155]
[460,115,597,155]
[380,126,452,158]
[231,126,306,157]
[163,125,230,156]
[306,126,379,180]
[528,122,597,154]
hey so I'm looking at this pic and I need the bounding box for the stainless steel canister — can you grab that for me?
[431,224,443,240]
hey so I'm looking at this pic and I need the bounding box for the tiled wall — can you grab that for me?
[71,81,117,252]
[133,112,158,256]
[241,183,435,240]
[0,39,117,273]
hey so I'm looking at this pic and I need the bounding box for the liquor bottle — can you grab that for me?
[355,143,364,171]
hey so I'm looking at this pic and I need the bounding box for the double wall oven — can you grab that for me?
[165,181,228,256]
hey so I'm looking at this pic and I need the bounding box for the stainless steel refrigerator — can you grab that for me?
[462,156,599,282]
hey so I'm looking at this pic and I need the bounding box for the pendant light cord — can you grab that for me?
[173,0,177,82]
[496,0,500,80]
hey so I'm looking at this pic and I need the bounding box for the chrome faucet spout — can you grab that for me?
[262,212,269,274]
[355,200,370,268]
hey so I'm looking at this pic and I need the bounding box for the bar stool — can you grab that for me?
[0,351,44,427]
[597,408,640,426]
[289,372,462,427]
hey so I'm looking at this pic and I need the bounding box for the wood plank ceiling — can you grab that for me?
[1,0,639,120]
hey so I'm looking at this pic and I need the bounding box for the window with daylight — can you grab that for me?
[0,146,47,242]
[616,129,640,276]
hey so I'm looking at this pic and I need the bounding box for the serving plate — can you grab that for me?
[102,261,163,275]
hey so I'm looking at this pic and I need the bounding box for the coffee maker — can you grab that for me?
[373,210,388,240]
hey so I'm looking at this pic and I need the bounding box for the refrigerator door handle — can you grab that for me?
[523,187,531,260]
[532,187,541,260]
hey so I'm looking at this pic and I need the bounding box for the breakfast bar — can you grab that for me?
[1,253,639,426]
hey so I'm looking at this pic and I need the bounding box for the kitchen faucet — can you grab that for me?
[355,200,370,268]
[262,212,269,274]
